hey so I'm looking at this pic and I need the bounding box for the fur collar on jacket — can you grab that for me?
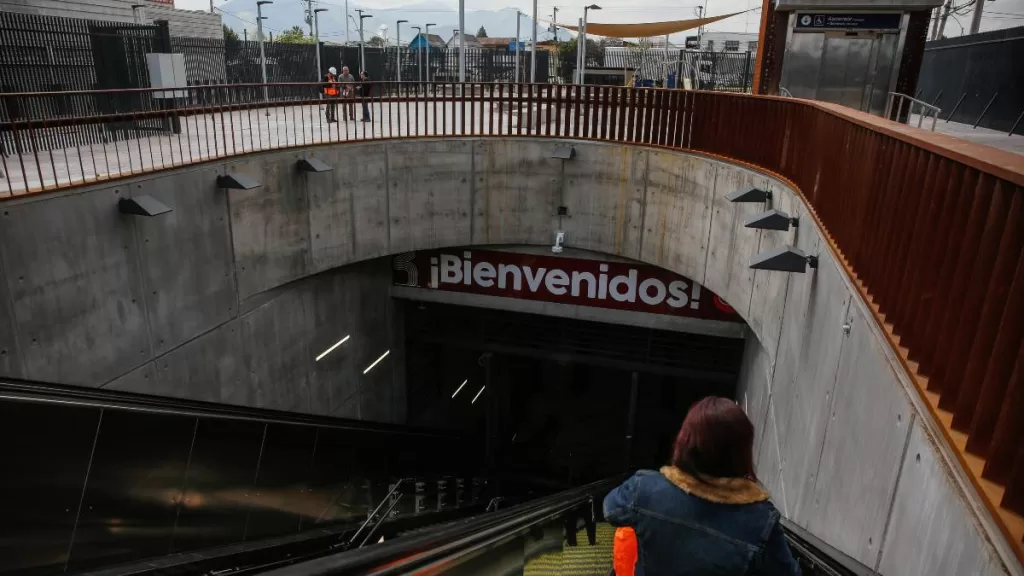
[659,466,769,505]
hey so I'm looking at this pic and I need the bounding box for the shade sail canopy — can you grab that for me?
[559,12,745,38]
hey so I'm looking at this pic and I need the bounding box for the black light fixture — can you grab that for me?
[744,209,799,231]
[297,156,333,173]
[750,247,818,273]
[552,145,576,160]
[216,173,261,190]
[118,195,172,217]
[727,187,772,203]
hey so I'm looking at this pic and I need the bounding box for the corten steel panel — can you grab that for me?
[969,252,1024,458]
[1002,444,1024,516]
[67,409,195,571]
[938,181,1010,411]
[903,159,957,356]
[890,153,940,331]
[928,174,993,395]
[244,423,317,541]
[0,401,100,575]
[985,346,1024,484]
[171,418,264,553]
[954,190,1023,431]
[921,170,979,381]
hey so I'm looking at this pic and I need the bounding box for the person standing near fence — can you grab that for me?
[322,66,339,123]
[359,70,373,122]
[339,66,356,121]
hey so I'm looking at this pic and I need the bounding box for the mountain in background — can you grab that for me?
[218,0,569,44]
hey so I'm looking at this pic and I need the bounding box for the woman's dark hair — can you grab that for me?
[671,396,757,480]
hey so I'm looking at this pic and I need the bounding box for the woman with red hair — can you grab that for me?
[604,397,800,575]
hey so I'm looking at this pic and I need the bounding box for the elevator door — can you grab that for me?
[782,31,898,115]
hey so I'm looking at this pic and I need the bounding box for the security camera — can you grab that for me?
[552,231,565,254]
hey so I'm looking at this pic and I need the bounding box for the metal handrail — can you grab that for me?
[885,91,942,131]
[348,479,407,546]
[261,477,622,576]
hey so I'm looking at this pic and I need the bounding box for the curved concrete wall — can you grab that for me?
[0,138,1014,575]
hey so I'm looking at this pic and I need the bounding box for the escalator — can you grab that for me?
[0,378,490,576]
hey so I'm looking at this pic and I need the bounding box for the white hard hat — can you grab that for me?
[328,66,337,75]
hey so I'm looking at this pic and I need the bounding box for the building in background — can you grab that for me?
[447,31,483,49]
[0,0,222,38]
[698,31,759,53]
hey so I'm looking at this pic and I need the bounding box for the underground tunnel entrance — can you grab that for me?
[394,247,749,487]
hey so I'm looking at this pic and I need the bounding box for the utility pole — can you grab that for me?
[257,0,273,102]
[425,23,436,82]
[968,0,984,34]
[459,0,466,82]
[552,7,559,43]
[576,17,583,84]
[397,20,407,82]
[314,7,327,78]
[937,0,952,39]
[244,28,247,41]
[210,0,214,14]
[514,11,522,84]
[531,0,538,83]
[305,0,314,36]
[694,6,705,46]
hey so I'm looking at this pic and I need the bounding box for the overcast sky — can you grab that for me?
[175,0,1024,36]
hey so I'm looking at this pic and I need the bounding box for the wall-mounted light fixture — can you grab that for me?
[750,247,818,273]
[471,385,486,404]
[744,209,799,231]
[118,195,172,217]
[315,335,350,361]
[217,173,261,189]
[297,156,333,173]
[552,145,576,159]
[363,350,391,374]
[727,187,772,203]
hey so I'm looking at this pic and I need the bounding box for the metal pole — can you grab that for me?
[581,9,588,85]
[257,1,272,103]
[969,0,984,35]
[531,0,537,84]
[576,18,583,84]
[397,20,406,83]
[929,5,941,40]
[937,0,951,39]
[459,0,466,82]
[425,23,435,83]
[515,13,521,84]
[345,0,350,44]
[357,10,366,72]
[412,26,422,84]
[314,8,326,81]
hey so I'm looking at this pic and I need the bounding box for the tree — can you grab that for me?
[476,26,488,38]
[277,25,313,44]
[557,37,602,82]
[368,36,387,47]
[223,25,240,42]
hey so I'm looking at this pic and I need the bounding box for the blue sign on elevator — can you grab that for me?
[795,13,902,30]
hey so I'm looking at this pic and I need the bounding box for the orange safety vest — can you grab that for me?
[613,527,638,576]
[323,74,339,96]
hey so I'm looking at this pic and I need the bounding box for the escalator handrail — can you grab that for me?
[261,477,623,575]
[0,376,459,437]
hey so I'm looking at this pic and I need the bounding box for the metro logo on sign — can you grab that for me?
[393,249,740,322]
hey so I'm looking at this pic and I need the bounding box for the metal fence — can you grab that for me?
[603,48,755,91]
[0,11,172,153]
[917,26,1024,134]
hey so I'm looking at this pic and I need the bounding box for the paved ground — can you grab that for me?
[909,114,1024,155]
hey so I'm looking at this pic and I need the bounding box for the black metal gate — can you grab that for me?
[0,12,168,153]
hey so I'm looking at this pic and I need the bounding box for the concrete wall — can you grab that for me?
[0,0,223,39]
[0,138,1015,574]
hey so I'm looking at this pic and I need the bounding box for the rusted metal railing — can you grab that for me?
[1,82,1022,549]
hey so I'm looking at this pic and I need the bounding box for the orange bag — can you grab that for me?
[613,526,638,576]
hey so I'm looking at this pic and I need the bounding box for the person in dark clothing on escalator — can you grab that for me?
[604,397,800,576]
